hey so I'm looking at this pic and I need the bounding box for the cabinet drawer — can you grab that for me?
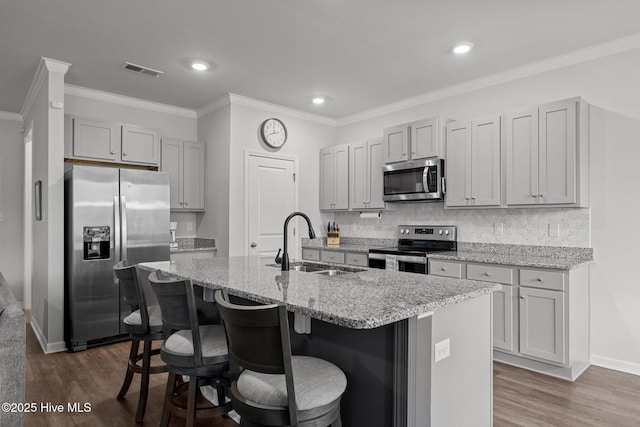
[345,252,368,267]
[302,249,320,261]
[321,251,345,264]
[520,269,565,291]
[467,264,515,285]
[429,260,464,278]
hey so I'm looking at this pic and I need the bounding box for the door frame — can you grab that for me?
[23,120,33,309]
[243,150,299,257]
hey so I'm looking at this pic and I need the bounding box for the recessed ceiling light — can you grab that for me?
[312,97,325,105]
[452,42,474,54]
[191,61,209,71]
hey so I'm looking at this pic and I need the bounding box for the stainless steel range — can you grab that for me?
[368,225,457,274]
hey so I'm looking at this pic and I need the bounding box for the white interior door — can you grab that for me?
[246,153,297,258]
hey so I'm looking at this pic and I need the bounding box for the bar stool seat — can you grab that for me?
[237,355,346,410]
[123,305,163,330]
[163,325,228,364]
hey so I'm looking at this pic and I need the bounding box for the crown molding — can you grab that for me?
[227,93,337,127]
[21,58,72,118]
[196,94,231,118]
[337,32,640,126]
[0,111,23,121]
[64,84,197,119]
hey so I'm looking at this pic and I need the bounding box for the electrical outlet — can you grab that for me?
[549,223,560,237]
[434,338,450,362]
[187,222,194,232]
[0,212,4,222]
[494,222,503,235]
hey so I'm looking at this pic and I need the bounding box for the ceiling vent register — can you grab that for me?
[122,62,163,78]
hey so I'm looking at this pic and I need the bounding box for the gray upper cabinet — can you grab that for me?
[65,115,160,166]
[349,138,385,209]
[161,139,205,211]
[383,117,446,163]
[121,125,159,165]
[68,117,120,162]
[445,115,501,208]
[506,98,587,207]
[320,144,349,210]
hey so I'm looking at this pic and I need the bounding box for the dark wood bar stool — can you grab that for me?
[214,290,347,427]
[148,271,232,427]
[113,260,168,423]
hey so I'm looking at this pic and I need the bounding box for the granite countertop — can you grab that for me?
[302,237,395,254]
[427,251,592,270]
[139,256,499,330]
[170,237,217,253]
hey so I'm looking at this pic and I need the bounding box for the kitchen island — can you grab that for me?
[140,256,500,427]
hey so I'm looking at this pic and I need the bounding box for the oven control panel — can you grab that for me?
[398,225,457,241]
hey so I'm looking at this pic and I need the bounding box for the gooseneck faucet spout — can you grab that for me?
[279,211,316,271]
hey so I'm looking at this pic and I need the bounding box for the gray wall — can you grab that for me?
[0,118,24,301]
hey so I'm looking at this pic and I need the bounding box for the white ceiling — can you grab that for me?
[2,0,640,119]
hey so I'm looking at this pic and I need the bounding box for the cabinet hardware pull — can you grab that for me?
[539,194,544,197]
[536,278,543,281]
[531,193,537,197]
[184,201,188,206]
[122,152,127,156]
[441,267,446,271]
[484,272,490,276]
[520,296,525,299]
[110,150,115,155]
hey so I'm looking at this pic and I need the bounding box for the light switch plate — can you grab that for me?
[0,212,4,222]
[434,338,450,363]
[494,222,503,235]
[549,223,560,237]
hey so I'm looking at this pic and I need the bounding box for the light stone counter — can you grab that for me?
[140,255,499,329]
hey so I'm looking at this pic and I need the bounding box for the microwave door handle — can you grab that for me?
[422,168,429,192]
[441,176,446,194]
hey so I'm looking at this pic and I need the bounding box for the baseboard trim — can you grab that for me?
[590,354,640,376]
[29,318,67,354]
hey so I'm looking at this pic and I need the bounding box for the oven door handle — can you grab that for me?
[396,255,427,264]
[368,253,387,260]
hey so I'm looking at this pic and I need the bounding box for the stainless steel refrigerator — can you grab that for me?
[64,165,170,351]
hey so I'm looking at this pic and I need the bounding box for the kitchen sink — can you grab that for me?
[266,262,365,275]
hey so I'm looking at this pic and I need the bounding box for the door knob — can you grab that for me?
[250,242,257,248]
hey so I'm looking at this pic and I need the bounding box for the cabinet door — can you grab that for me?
[493,285,514,352]
[333,145,349,210]
[445,122,472,207]
[539,99,577,205]
[160,139,184,209]
[349,142,368,209]
[121,125,159,165]
[383,124,409,163]
[367,138,385,209]
[411,117,440,159]
[506,109,539,206]
[471,115,501,206]
[519,287,566,364]
[319,148,335,210]
[72,117,120,161]
[182,141,205,210]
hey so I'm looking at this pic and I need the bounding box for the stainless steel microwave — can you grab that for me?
[382,158,445,202]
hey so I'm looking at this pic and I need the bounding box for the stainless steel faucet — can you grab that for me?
[275,211,316,271]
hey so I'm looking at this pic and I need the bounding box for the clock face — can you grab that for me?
[261,118,287,148]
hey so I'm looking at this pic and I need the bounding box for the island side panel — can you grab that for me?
[288,314,396,427]
[430,293,493,427]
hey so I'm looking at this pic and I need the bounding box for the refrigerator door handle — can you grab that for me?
[114,195,121,263]
[120,195,128,261]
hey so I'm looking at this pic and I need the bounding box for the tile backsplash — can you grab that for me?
[333,204,590,247]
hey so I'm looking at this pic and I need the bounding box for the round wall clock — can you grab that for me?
[260,118,287,148]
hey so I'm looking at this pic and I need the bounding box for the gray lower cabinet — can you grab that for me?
[429,259,589,380]
[302,249,368,267]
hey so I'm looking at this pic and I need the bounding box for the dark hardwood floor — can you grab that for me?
[25,322,640,426]
[24,323,237,427]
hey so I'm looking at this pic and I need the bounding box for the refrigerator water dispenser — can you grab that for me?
[83,226,111,260]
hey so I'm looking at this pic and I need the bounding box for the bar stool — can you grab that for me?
[148,271,232,427]
[214,290,347,427]
[113,260,168,423]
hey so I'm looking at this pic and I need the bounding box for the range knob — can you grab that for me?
[400,229,406,234]
[405,228,410,234]
[445,230,450,235]
[438,230,443,235]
